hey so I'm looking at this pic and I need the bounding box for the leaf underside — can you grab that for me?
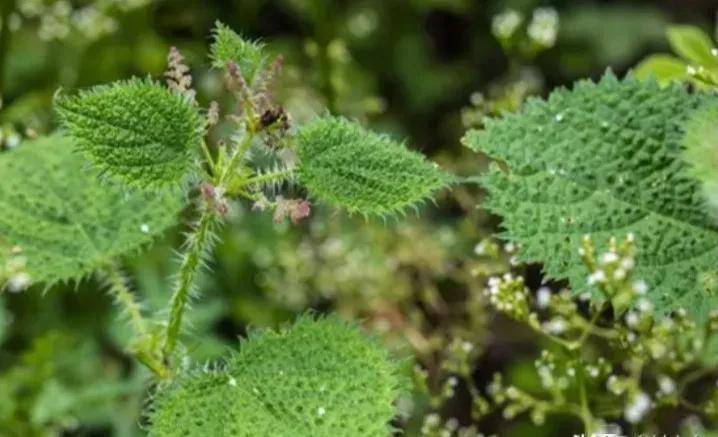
[55,78,203,189]
[464,73,718,317]
[297,116,453,217]
[0,136,183,286]
[148,316,402,437]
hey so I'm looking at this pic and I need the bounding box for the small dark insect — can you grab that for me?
[259,106,288,130]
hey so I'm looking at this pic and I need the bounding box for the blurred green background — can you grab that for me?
[0,0,716,435]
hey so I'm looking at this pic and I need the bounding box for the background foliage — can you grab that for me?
[1,0,717,436]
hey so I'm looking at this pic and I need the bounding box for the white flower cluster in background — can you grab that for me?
[10,0,154,41]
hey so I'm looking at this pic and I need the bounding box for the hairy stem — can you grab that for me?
[101,265,147,337]
[162,210,217,361]
[162,116,255,367]
[245,168,294,186]
[101,265,170,378]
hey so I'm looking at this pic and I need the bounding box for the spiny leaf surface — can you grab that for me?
[210,21,267,83]
[148,316,402,437]
[0,136,182,286]
[296,116,453,217]
[683,103,718,220]
[463,73,718,316]
[55,78,203,188]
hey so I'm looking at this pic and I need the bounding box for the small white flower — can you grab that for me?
[620,257,635,270]
[536,287,551,309]
[632,280,648,295]
[658,375,675,395]
[542,318,567,334]
[7,272,31,292]
[228,376,237,387]
[317,407,326,417]
[492,9,522,39]
[461,341,474,353]
[624,392,651,423]
[140,223,150,233]
[613,268,626,280]
[607,375,623,395]
[600,252,619,265]
[587,270,606,285]
[625,311,639,328]
[527,7,559,47]
[637,298,653,313]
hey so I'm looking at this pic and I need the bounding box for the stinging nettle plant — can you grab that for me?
[1,21,453,434]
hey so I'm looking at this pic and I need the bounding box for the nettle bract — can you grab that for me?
[1,22,452,434]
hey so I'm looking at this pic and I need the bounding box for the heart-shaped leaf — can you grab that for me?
[296,116,453,217]
[55,78,203,189]
[464,73,718,317]
[148,316,403,437]
[0,136,183,287]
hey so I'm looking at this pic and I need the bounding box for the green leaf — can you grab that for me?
[666,25,718,67]
[296,116,453,217]
[464,73,718,317]
[633,54,689,85]
[0,136,183,286]
[55,78,203,189]
[682,104,718,220]
[148,315,403,437]
[210,21,267,83]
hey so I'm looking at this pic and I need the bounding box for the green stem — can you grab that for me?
[215,129,254,186]
[162,114,256,366]
[101,265,147,337]
[162,210,217,361]
[678,365,718,394]
[200,139,216,176]
[577,368,595,433]
[101,265,170,379]
[569,307,603,350]
[244,168,293,186]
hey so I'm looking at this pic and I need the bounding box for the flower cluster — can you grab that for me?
[165,47,197,104]
[423,235,718,434]
[491,7,559,54]
[485,273,530,321]
[579,234,644,314]
[527,8,559,47]
[12,0,151,41]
